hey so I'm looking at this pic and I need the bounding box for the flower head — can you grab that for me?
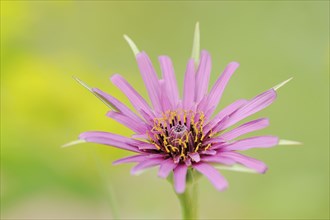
[67,25,295,194]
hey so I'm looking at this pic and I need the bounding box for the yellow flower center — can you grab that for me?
[148,110,211,161]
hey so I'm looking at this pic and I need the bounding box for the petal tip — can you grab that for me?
[112,160,121,166]
[260,166,269,174]
[106,110,114,117]
[214,178,229,191]
[230,61,240,68]
[217,184,228,191]
[72,76,92,92]
[123,34,140,56]
[130,168,139,176]
[175,186,186,194]
[61,139,86,148]
[191,22,200,66]
[157,172,167,179]
[273,77,293,91]
[278,139,303,145]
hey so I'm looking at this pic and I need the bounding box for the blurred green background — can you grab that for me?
[1,1,329,219]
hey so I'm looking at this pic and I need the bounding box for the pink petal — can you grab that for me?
[195,50,212,103]
[205,62,240,115]
[131,157,164,175]
[139,109,155,125]
[204,99,248,133]
[92,88,143,124]
[158,79,172,112]
[221,89,277,130]
[111,74,154,119]
[221,152,268,173]
[204,136,225,145]
[173,164,188,194]
[182,59,195,110]
[79,131,154,151]
[201,155,236,165]
[199,150,217,155]
[82,136,141,153]
[106,111,148,134]
[210,141,227,150]
[185,159,192,166]
[136,52,162,112]
[193,163,228,191]
[188,152,201,162]
[80,131,136,144]
[137,143,159,150]
[159,56,179,109]
[113,154,148,165]
[221,118,269,141]
[222,136,279,151]
[131,134,149,139]
[158,158,177,178]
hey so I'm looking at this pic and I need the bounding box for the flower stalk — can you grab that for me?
[174,169,200,220]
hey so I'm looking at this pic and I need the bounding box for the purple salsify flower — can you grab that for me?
[66,25,297,194]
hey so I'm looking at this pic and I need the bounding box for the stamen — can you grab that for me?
[205,143,211,150]
[195,142,202,152]
[164,145,170,153]
[149,110,207,163]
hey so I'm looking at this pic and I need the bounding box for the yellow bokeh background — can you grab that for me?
[1,1,329,219]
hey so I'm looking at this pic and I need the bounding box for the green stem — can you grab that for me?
[175,169,199,220]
